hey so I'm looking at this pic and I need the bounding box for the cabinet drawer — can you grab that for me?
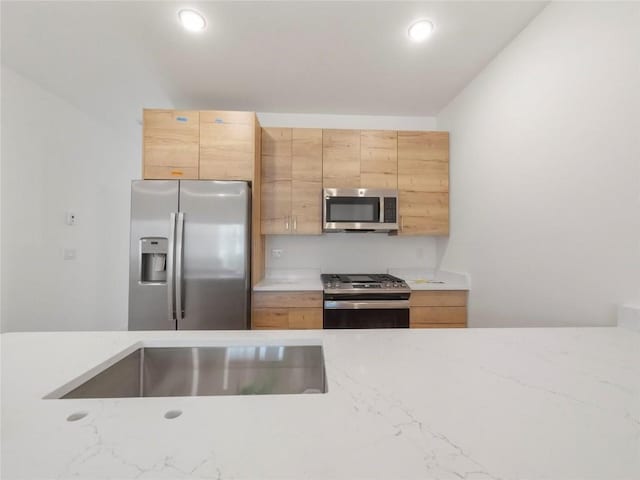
[410,306,467,328]
[252,309,288,329]
[253,291,322,309]
[143,165,198,179]
[252,307,323,330]
[410,290,467,307]
[288,308,323,329]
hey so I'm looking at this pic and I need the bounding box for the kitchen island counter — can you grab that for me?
[2,327,639,479]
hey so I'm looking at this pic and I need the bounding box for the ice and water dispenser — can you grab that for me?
[139,237,168,283]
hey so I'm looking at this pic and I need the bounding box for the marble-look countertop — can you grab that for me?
[253,268,324,291]
[253,277,324,292]
[2,327,639,479]
[388,268,470,291]
[253,268,470,292]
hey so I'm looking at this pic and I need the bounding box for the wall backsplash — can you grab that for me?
[265,234,437,273]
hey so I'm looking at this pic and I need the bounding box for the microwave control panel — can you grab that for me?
[383,197,397,223]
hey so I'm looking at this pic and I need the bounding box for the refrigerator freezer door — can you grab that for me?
[178,181,250,330]
[129,180,179,330]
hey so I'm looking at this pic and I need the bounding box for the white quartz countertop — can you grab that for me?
[388,268,470,291]
[2,327,639,480]
[253,268,324,291]
[253,269,470,292]
[253,277,324,291]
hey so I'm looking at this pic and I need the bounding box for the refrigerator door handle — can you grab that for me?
[167,213,177,322]
[175,212,185,323]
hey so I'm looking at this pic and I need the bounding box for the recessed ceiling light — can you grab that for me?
[178,9,207,32]
[408,19,434,42]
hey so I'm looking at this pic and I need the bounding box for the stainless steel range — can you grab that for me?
[321,274,410,329]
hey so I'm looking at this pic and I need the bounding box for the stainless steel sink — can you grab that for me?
[53,345,326,399]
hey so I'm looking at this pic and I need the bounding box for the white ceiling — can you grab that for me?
[1,1,547,121]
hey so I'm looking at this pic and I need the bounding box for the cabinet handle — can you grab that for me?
[400,216,404,232]
[285,216,290,231]
[293,216,297,232]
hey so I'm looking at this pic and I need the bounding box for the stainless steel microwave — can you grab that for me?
[323,188,398,232]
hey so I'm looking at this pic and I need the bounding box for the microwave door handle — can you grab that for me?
[380,196,385,223]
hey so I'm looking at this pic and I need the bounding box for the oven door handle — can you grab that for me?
[324,300,409,310]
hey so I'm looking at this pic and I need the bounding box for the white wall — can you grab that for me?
[0,67,149,332]
[258,112,439,274]
[437,2,640,326]
[257,113,436,130]
[266,234,437,274]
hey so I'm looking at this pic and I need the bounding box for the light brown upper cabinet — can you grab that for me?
[261,128,292,234]
[142,109,258,182]
[199,111,256,181]
[322,129,360,188]
[322,130,397,189]
[397,131,449,235]
[291,129,323,234]
[360,130,398,189]
[261,128,322,235]
[143,110,199,179]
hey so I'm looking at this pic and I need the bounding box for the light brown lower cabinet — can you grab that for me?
[252,291,466,329]
[252,291,323,330]
[409,291,468,328]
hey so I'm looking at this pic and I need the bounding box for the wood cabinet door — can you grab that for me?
[291,128,323,235]
[398,131,449,235]
[199,111,255,180]
[360,130,397,189]
[410,306,467,328]
[261,128,292,234]
[322,129,361,188]
[288,308,323,329]
[253,291,322,308]
[410,291,467,307]
[143,110,199,177]
[252,308,289,329]
[399,191,449,235]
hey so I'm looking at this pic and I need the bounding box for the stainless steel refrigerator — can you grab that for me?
[129,180,250,330]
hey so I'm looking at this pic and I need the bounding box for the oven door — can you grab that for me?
[323,300,409,329]
[324,195,381,231]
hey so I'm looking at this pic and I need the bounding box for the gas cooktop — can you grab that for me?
[321,273,410,294]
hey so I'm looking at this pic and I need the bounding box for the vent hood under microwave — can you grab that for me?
[323,188,398,233]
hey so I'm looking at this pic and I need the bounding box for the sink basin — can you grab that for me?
[50,345,326,399]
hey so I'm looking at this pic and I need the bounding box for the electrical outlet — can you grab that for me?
[65,211,77,226]
[271,249,283,259]
[64,248,77,260]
